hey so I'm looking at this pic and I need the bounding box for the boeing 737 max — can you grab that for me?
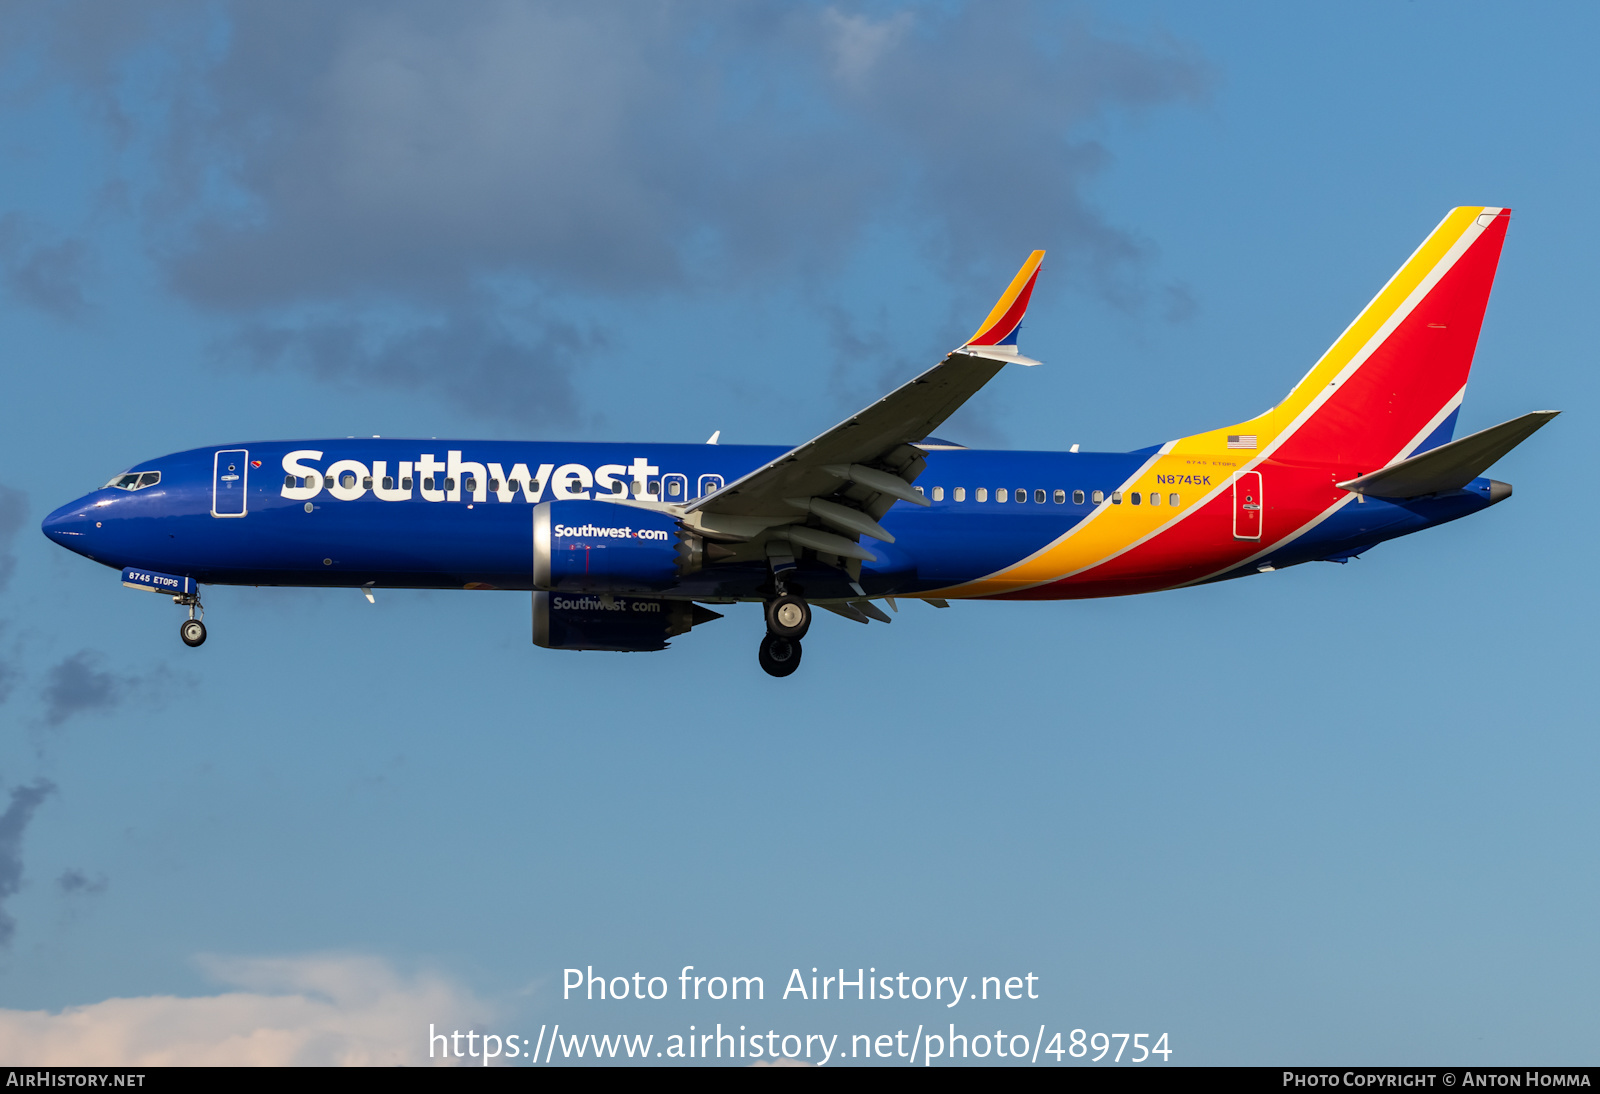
[42,207,1556,676]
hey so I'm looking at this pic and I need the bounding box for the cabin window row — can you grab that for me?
[281,475,686,495]
[280,472,1179,508]
[919,485,1183,508]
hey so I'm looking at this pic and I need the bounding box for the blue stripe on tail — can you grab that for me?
[1411,408,1459,455]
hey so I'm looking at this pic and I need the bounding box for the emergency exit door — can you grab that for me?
[212,448,249,517]
[1233,470,1262,541]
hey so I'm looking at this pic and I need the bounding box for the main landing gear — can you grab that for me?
[758,633,802,678]
[758,593,811,678]
[175,592,206,647]
[764,593,811,640]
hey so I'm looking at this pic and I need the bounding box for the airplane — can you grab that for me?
[41,206,1556,677]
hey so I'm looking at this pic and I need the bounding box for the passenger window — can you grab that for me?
[1131,492,1142,505]
[1112,491,1122,504]
[423,477,434,490]
[932,486,944,501]
[1053,489,1065,504]
[530,480,541,492]
[648,480,660,495]
[324,475,335,488]
[954,487,966,502]
[284,474,294,488]
[402,477,413,490]
[1092,490,1104,504]
[612,481,625,495]
[340,473,356,488]
[463,476,477,492]
[976,487,988,502]
[1169,493,1180,507]
[1149,492,1160,506]
[1013,488,1025,504]
[667,480,681,497]
[996,488,1009,503]
[383,476,395,491]
[915,486,925,496]
[1073,490,1085,505]
[362,476,373,490]
[489,478,500,491]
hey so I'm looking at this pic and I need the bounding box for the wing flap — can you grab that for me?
[685,349,1007,518]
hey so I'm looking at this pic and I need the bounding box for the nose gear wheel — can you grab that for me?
[173,590,205,647]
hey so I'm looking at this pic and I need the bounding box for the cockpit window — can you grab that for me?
[105,470,161,491]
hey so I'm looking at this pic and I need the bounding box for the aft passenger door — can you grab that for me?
[1233,470,1262,541]
[212,448,249,517]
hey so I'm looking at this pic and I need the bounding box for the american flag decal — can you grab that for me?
[1226,434,1258,450]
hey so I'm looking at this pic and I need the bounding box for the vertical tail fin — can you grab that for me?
[1175,207,1510,470]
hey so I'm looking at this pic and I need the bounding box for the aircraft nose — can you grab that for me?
[41,497,94,549]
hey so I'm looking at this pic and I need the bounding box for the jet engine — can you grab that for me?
[533,500,699,593]
[532,592,723,652]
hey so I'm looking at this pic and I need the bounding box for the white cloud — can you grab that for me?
[0,955,489,1066]
[10,3,1209,422]
[822,8,913,86]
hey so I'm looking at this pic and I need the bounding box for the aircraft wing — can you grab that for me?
[682,252,1045,547]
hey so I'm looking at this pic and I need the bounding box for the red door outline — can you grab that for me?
[1233,471,1262,541]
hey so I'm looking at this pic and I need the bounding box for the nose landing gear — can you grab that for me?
[175,592,206,647]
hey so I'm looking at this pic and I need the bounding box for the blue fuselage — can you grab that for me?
[41,439,1498,602]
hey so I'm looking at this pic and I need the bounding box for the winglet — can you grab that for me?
[967,250,1045,348]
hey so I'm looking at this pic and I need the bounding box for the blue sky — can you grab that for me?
[0,0,1595,1066]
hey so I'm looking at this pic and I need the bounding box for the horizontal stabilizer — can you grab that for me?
[1338,410,1559,498]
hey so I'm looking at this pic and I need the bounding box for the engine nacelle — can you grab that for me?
[533,500,696,593]
[532,592,723,652]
